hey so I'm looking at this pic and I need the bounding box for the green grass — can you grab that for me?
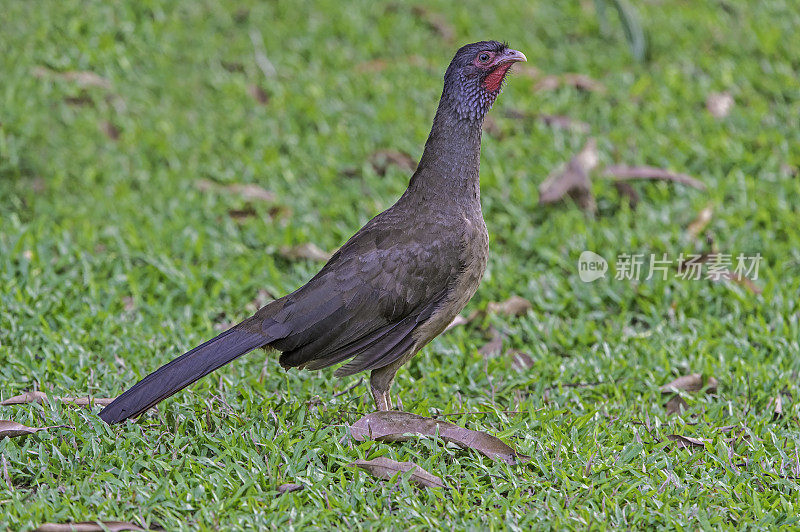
[1,0,799,529]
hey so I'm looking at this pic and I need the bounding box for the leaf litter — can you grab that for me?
[349,457,445,489]
[349,411,529,465]
[660,373,718,416]
[0,420,70,439]
[1,391,113,407]
[602,165,706,191]
[538,139,598,212]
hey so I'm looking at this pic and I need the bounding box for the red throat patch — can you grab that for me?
[483,63,513,92]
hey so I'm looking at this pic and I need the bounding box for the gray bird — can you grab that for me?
[99,41,526,424]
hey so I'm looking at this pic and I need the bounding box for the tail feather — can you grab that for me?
[99,326,269,425]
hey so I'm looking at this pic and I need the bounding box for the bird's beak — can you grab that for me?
[498,49,527,65]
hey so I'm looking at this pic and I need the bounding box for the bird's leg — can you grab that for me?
[369,366,397,411]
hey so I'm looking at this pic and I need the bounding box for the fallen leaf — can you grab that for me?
[706,91,734,118]
[277,483,304,495]
[64,93,94,106]
[602,165,706,190]
[722,271,763,295]
[34,522,145,532]
[1,391,113,407]
[659,374,718,394]
[666,434,709,449]
[248,84,269,105]
[350,457,445,488]
[535,73,605,93]
[195,179,275,202]
[613,181,640,209]
[369,149,417,176]
[665,395,688,416]
[0,420,69,439]
[538,139,598,212]
[32,67,112,89]
[227,206,257,221]
[350,411,529,464]
[279,242,332,262]
[221,61,245,73]
[687,205,714,239]
[487,295,532,317]
[410,6,455,42]
[768,395,783,419]
[507,349,534,371]
[478,328,503,357]
[101,121,120,141]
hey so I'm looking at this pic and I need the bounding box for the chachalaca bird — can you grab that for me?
[99,41,526,424]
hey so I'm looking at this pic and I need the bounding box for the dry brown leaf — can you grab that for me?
[369,149,417,176]
[64,93,94,106]
[507,349,534,371]
[101,121,120,141]
[1,391,113,407]
[410,6,455,42]
[279,242,332,262]
[228,184,275,202]
[0,420,69,439]
[768,395,783,418]
[659,374,718,394]
[196,179,275,202]
[248,84,269,105]
[665,395,688,416]
[277,483,304,495]
[32,67,112,89]
[614,181,640,209]
[538,139,598,212]
[350,457,445,488]
[687,205,714,239]
[34,522,145,532]
[666,434,710,449]
[602,165,706,191]
[227,206,257,221]
[487,295,532,317]
[478,328,503,358]
[706,91,734,118]
[350,411,529,465]
[535,73,606,93]
[723,271,763,295]
[540,114,590,133]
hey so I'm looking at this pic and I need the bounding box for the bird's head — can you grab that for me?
[443,40,527,121]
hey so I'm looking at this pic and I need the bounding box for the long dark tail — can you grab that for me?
[99,325,269,425]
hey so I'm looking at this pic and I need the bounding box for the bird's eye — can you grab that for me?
[479,53,491,63]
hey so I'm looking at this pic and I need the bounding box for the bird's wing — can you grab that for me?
[251,211,460,375]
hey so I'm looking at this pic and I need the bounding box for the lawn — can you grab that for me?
[1,0,799,529]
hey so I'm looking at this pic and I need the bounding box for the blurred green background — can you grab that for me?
[1,0,798,529]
